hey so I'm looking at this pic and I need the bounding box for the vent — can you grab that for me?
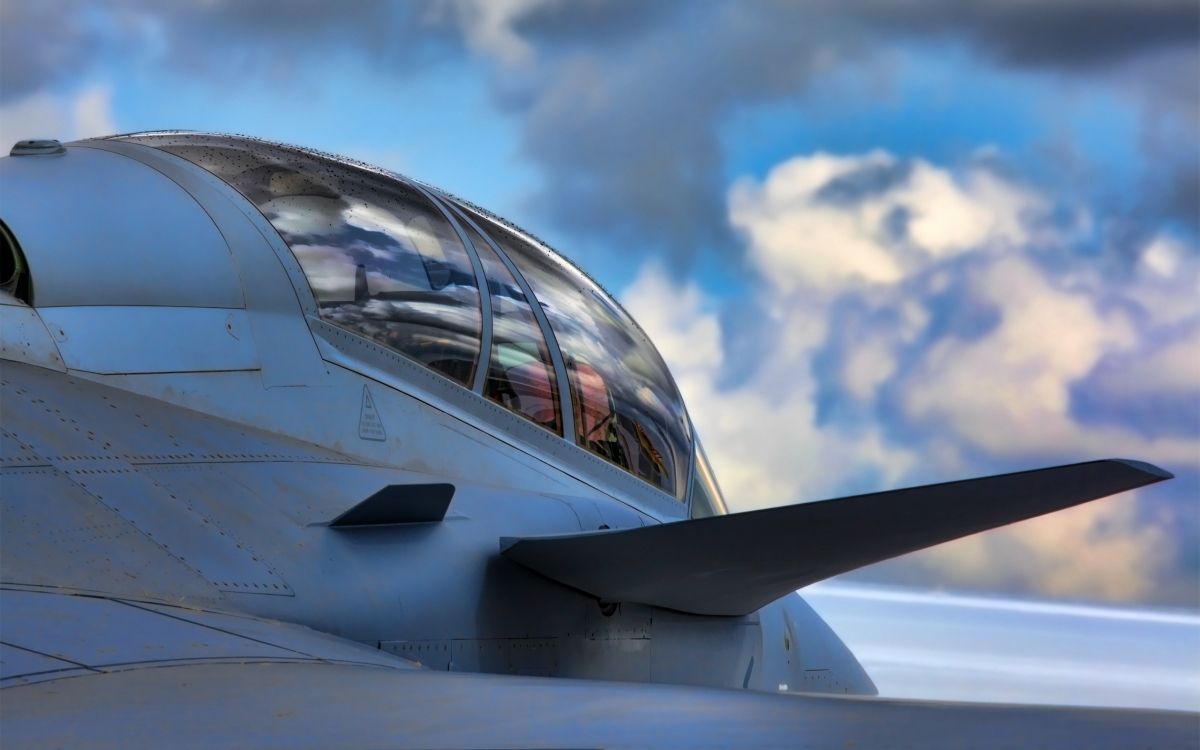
[10,139,64,156]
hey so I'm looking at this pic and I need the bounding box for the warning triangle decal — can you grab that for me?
[358,385,387,441]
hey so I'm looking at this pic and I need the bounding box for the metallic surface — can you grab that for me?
[1,359,856,692]
[501,460,1172,616]
[1,135,1194,748]
[328,483,456,526]
[4,656,1195,749]
[9,138,65,156]
[38,306,259,374]
[0,294,64,370]
[0,146,243,308]
[73,138,330,387]
[0,588,414,686]
[64,137,689,521]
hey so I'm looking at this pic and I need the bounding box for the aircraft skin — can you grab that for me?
[0,133,1194,749]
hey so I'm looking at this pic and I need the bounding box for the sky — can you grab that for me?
[803,580,1200,710]
[1,1,1197,613]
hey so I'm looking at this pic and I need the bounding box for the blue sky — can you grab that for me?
[1,0,1197,610]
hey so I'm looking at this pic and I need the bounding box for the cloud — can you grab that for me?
[621,263,919,508]
[0,84,117,145]
[495,2,849,264]
[1067,232,1200,440]
[896,254,1140,458]
[458,0,1200,73]
[624,147,1199,605]
[70,86,117,140]
[433,0,547,65]
[1072,328,1200,440]
[888,493,1173,602]
[451,0,1198,263]
[1126,232,1200,328]
[0,0,451,103]
[728,151,1050,291]
[151,1,445,82]
[724,151,1196,466]
[0,1,103,102]
[848,0,1200,71]
[2,0,1194,266]
[0,0,1193,605]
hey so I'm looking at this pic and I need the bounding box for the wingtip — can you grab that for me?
[1108,458,1174,481]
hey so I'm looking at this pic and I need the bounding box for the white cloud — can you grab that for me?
[729,152,906,289]
[70,85,117,139]
[1102,326,1200,397]
[900,253,1140,456]
[728,151,1050,293]
[841,334,897,402]
[1141,233,1184,277]
[623,147,1197,603]
[433,0,548,66]
[909,493,1172,602]
[0,92,61,145]
[622,262,918,510]
[1077,316,1200,429]
[903,163,1038,254]
[1129,232,1200,328]
[0,84,117,146]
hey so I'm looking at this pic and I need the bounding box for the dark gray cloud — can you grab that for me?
[1165,168,1200,228]
[0,0,451,102]
[496,2,867,264]
[2,0,1195,263]
[513,0,684,48]
[814,160,916,207]
[138,0,447,80]
[488,0,1199,266]
[850,0,1200,71]
[4,0,1195,607]
[1070,329,1200,439]
[0,1,103,102]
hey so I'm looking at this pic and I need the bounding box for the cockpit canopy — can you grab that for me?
[114,133,717,506]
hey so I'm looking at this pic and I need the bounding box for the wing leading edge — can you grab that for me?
[501,459,1172,616]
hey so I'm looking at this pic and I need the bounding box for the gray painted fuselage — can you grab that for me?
[1,137,1193,748]
[0,139,867,695]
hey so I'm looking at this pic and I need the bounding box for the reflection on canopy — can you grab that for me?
[117,133,696,503]
[459,214,563,435]
[464,207,691,500]
[122,134,482,388]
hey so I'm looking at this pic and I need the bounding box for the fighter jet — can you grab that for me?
[0,133,1192,748]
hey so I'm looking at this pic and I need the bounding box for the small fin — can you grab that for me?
[501,459,1171,616]
[330,483,454,528]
